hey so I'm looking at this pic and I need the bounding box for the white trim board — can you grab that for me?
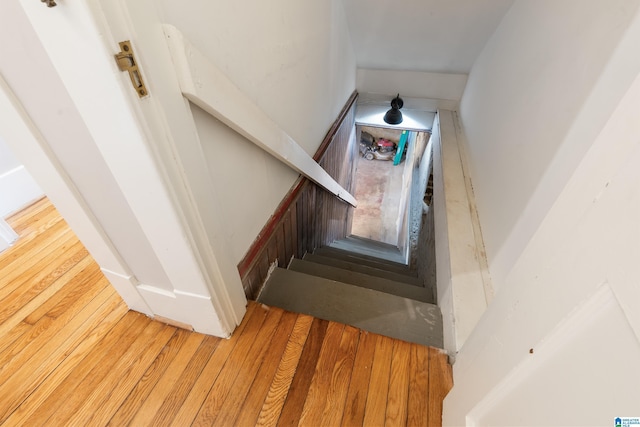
[433,110,489,354]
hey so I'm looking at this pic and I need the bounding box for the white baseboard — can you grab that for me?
[136,284,228,337]
[0,165,43,217]
[101,268,153,316]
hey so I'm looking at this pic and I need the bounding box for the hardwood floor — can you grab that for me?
[0,198,452,426]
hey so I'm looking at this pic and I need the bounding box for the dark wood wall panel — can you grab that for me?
[238,91,358,299]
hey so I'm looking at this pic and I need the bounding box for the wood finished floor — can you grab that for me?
[0,198,452,426]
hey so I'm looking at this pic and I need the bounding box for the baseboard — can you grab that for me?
[135,284,230,337]
[100,268,153,316]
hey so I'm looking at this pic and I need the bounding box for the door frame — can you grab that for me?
[9,0,246,336]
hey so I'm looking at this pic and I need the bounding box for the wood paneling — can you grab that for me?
[0,198,452,425]
[238,91,359,299]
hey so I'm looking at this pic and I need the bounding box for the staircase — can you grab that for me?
[257,235,443,348]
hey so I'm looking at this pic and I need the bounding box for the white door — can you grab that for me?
[4,0,247,336]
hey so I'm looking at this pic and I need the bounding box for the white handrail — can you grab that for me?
[163,25,357,207]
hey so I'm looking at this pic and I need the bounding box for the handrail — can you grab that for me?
[163,25,357,207]
[237,91,357,281]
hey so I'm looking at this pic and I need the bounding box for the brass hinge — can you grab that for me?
[114,41,148,98]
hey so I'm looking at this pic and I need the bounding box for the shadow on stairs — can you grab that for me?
[257,235,443,348]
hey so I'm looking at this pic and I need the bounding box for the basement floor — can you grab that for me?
[351,154,404,245]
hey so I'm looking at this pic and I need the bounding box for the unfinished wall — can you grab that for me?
[360,126,402,144]
[159,0,357,263]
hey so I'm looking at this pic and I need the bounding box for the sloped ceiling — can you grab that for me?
[342,0,514,74]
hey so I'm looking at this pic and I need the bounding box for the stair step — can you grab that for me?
[330,236,406,264]
[258,268,443,347]
[346,234,401,250]
[288,259,435,303]
[315,246,415,276]
[303,253,423,286]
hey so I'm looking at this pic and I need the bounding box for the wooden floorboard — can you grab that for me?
[387,340,412,426]
[253,313,313,427]
[319,325,359,426]
[363,335,394,426]
[298,322,346,426]
[341,331,377,427]
[0,198,452,426]
[408,344,430,427]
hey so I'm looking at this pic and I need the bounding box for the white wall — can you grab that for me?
[446,68,640,427]
[0,136,43,218]
[343,0,514,73]
[159,0,357,263]
[357,69,467,102]
[445,1,640,424]
[459,0,640,288]
[354,69,465,132]
[355,102,437,132]
[0,137,19,175]
[0,135,42,252]
[191,106,298,263]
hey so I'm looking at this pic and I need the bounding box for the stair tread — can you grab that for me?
[315,246,414,275]
[289,259,435,303]
[330,236,406,264]
[258,268,443,348]
[346,235,401,250]
[303,253,423,286]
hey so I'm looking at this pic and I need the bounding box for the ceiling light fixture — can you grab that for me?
[383,94,404,125]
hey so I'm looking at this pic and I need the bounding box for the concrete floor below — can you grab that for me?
[350,154,404,245]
